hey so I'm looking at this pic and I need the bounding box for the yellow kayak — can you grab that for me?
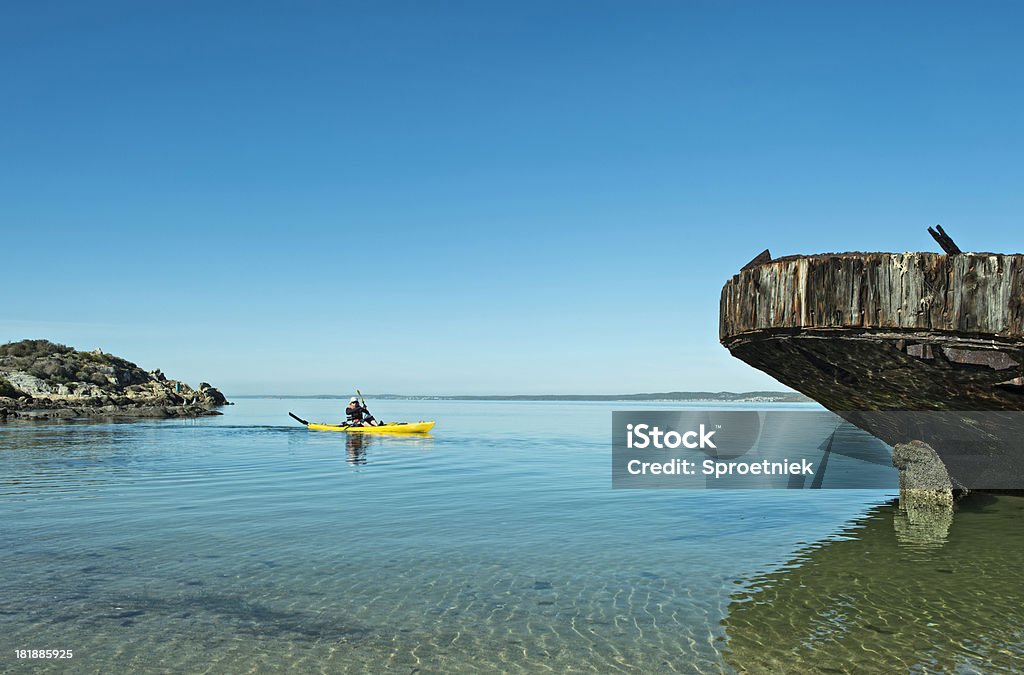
[308,421,435,434]
[290,413,434,434]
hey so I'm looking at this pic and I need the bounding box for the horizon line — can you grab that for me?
[230,390,806,401]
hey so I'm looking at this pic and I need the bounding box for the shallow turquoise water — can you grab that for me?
[7,398,1013,673]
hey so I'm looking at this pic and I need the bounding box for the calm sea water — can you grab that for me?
[1,399,1021,673]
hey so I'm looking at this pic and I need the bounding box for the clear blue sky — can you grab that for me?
[3,1,1024,395]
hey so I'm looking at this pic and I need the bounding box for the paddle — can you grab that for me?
[357,389,381,426]
[290,411,357,430]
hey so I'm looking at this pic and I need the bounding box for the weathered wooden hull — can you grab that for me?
[720,252,1024,488]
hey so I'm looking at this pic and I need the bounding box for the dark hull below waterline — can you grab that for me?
[720,252,1024,490]
[836,409,1024,490]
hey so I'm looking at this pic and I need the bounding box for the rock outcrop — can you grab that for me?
[0,339,230,420]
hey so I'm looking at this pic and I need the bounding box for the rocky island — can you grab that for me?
[0,339,230,420]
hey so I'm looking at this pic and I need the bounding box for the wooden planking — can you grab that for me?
[721,253,1024,339]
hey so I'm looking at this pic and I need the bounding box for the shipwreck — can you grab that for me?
[720,227,1024,494]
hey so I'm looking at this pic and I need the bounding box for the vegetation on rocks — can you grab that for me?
[0,339,229,420]
[0,377,23,398]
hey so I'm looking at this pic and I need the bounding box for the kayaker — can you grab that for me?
[345,397,365,425]
[345,396,380,426]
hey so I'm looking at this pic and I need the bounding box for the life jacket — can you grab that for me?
[346,402,362,420]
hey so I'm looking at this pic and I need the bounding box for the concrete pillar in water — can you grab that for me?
[892,440,954,509]
[891,440,955,545]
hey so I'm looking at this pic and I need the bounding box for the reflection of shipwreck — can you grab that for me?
[720,229,1024,490]
[722,495,1024,672]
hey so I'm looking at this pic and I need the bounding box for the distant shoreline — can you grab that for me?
[233,391,811,403]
